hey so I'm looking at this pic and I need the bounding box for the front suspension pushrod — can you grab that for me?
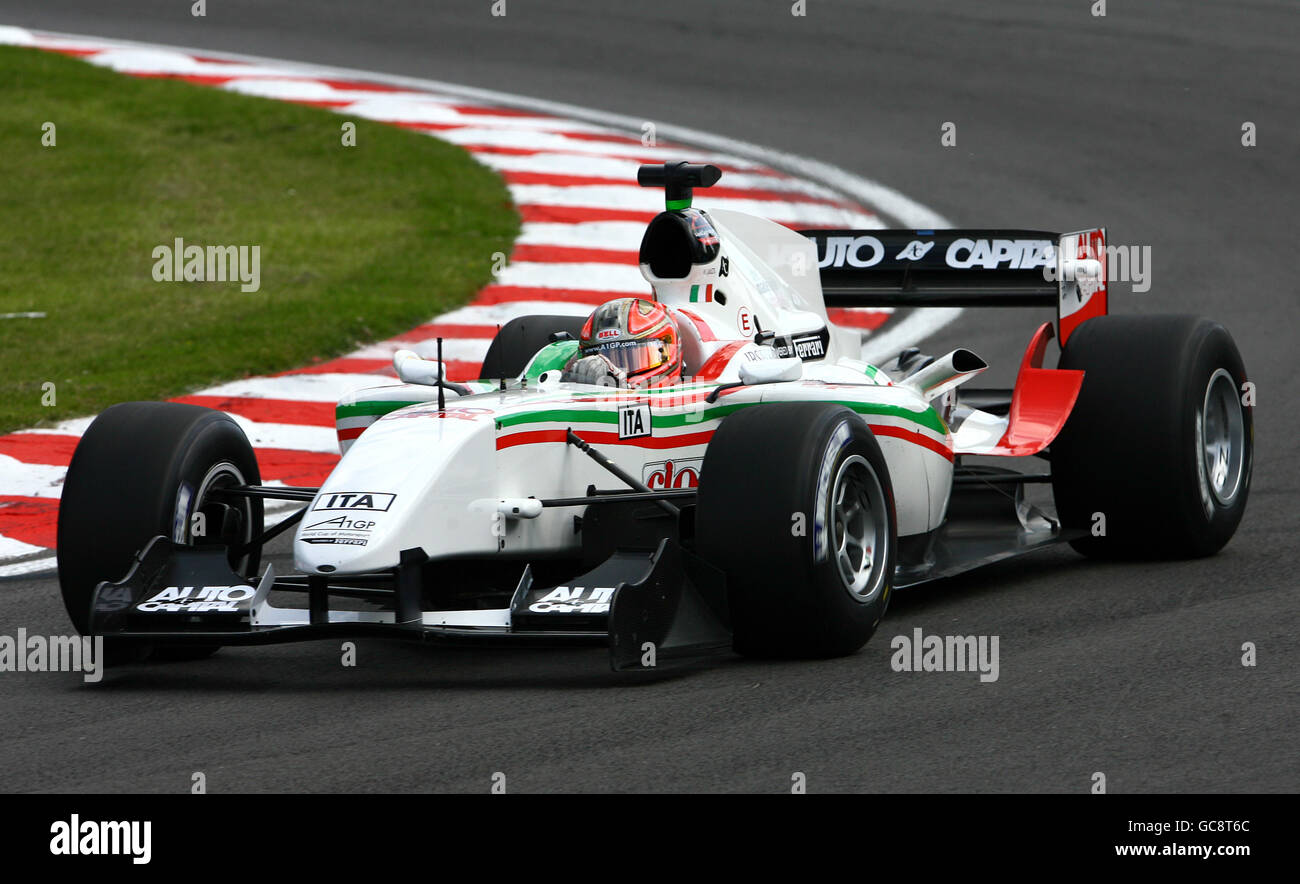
[565,429,680,517]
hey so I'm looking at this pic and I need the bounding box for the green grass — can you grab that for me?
[0,46,519,434]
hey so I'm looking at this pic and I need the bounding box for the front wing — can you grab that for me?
[88,535,731,671]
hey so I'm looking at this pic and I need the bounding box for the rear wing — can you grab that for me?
[799,228,1108,345]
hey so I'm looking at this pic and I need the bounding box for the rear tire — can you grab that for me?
[1051,315,1252,558]
[479,314,586,379]
[695,403,896,658]
[57,402,264,661]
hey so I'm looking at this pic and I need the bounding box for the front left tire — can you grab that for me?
[57,402,263,661]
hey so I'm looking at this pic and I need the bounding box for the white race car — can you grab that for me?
[58,163,1253,669]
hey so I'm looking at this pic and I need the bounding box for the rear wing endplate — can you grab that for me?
[799,228,1108,345]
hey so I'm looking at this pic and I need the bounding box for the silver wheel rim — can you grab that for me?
[179,461,255,571]
[1199,368,1245,508]
[830,455,889,602]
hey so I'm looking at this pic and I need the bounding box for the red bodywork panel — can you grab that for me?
[988,322,1084,457]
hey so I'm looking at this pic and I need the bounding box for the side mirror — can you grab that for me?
[738,356,803,386]
[393,349,446,387]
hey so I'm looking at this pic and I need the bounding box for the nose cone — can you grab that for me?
[294,406,498,574]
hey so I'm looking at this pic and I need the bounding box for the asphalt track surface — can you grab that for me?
[0,1,1295,793]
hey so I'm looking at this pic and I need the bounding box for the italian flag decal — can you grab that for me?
[689,284,714,303]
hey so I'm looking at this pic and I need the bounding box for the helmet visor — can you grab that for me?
[584,338,670,376]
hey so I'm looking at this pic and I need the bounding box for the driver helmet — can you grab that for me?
[576,297,682,387]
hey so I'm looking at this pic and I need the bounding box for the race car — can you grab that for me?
[56,162,1253,669]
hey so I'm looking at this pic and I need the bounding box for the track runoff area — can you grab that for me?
[0,26,937,579]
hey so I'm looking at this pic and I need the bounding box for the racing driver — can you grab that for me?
[562,297,683,389]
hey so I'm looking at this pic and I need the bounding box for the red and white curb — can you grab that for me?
[0,27,956,577]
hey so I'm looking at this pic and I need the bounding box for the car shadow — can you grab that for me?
[79,641,718,693]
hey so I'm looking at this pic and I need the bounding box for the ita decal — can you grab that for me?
[311,492,396,512]
[618,403,652,440]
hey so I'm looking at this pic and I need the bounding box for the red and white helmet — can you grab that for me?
[578,298,682,387]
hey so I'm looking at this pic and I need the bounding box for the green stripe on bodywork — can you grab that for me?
[498,408,618,428]
[497,402,752,430]
[497,399,946,435]
[665,198,692,211]
[336,400,422,420]
[840,400,946,434]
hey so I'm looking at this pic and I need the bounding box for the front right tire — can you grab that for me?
[695,403,896,658]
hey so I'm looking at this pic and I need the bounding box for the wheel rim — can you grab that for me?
[1198,368,1245,509]
[177,461,256,573]
[829,455,889,602]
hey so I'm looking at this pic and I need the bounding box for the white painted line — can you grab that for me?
[494,260,647,293]
[196,373,403,403]
[507,182,847,214]
[351,337,490,362]
[224,418,339,453]
[0,457,66,500]
[338,98,624,134]
[475,153,847,199]
[0,535,47,559]
[433,301,603,324]
[0,555,58,579]
[515,221,649,250]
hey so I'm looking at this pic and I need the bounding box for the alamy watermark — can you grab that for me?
[0,629,103,683]
[50,815,150,864]
[152,237,261,292]
[890,628,1000,682]
[1042,241,1152,293]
